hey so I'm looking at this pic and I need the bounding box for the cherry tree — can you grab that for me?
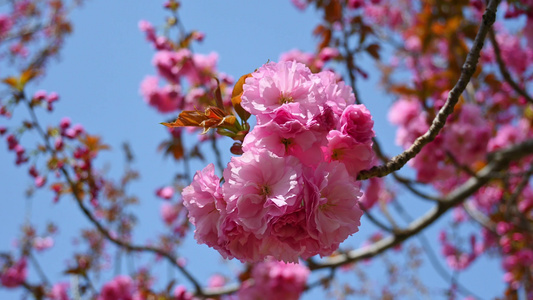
[1,0,533,299]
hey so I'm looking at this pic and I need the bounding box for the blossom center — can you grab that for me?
[279,93,294,105]
[260,184,272,196]
[281,138,293,151]
[331,148,344,160]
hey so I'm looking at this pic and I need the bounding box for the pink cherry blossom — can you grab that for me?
[180,61,375,262]
[33,236,54,251]
[323,130,375,177]
[59,117,71,130]
[364,3,405,29]
[64,124,85,139]
[223,149,303,236]
[279,49,314,66]
[360,177,389,210]
[0,15,12,37]
[0,258,27,288]
[35,175,46,188]
[339,104,375,144]
[439,232,479,271]
[49,282,69,300]
[518,186,533,213]
[238,258,310,300]
[241,106,320,164]
[33,90,47,101]
[182,164,226,252]
[140,76,182,113]
[494,30,533,76]
[160,203,180,226]
[188,52,219,86]
[388,97,421,127]
[155,186,174,200]
[152,49,192,85]
[404,36,422,52]
[526,16,533,49]
[290,0,308,10]
[313,70,355,114]
[98,275,134,300]
[305,162,364,255]
[394,113,429,148]
[318,47,339,61]
[173,285,194,300]
[207,274,225,288]
[347,0,365,9]
[444,104,491,165]
[488,119,529,151]
[139,19,171,50]
[241,61,318,124]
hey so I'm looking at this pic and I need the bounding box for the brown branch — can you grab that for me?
[463,201,497,233]
[357,0,500,180]
[20,280,44,300]
[28,252,50,287]
[341,22,361,105]
[309,138,533,270]
[361,206,394,233]
[507,161,533,207]
[391,173,442,202]
[488,28,533,105]
[72,195,204,295]
[445,151,477,177]
[340,16,392,166]
[417,234,483,299]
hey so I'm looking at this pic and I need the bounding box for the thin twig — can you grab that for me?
[29,252,50,287]
[361,206,394,233]
[304,268,335,291]
[446,151,476,178]
[488,28,533,104]
[23,98,205,296]
[392,173,442,202]
[340,17,391,166]
[507,162,533,207]
[462,201,496,233]
[342,24,361,105]
[70,177,204,296]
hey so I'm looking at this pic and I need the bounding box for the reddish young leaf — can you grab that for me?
[365,44,381,60]
[231,73,252,122]
[324,0,342,24]
[162,107,236,134]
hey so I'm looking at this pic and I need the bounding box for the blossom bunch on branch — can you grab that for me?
[183,61,376,262]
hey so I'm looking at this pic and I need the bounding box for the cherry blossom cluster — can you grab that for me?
[0,258,26,288]
[138,20,231,114]
[386,13,533,287]
[238,257,310,300]
[0,0,79,72]
[438,231,483,271]
[183,61,376,262]
[291,0,407,30]
[279,47,340,72]
[389,99,491,188]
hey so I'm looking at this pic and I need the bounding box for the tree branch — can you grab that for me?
[310,138,533,270]
[357,0,500,180]
[463,201,496,233]
[23,97,206,297]
[392,173,442,202]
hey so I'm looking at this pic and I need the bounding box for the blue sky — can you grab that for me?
[0,1,506,299]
